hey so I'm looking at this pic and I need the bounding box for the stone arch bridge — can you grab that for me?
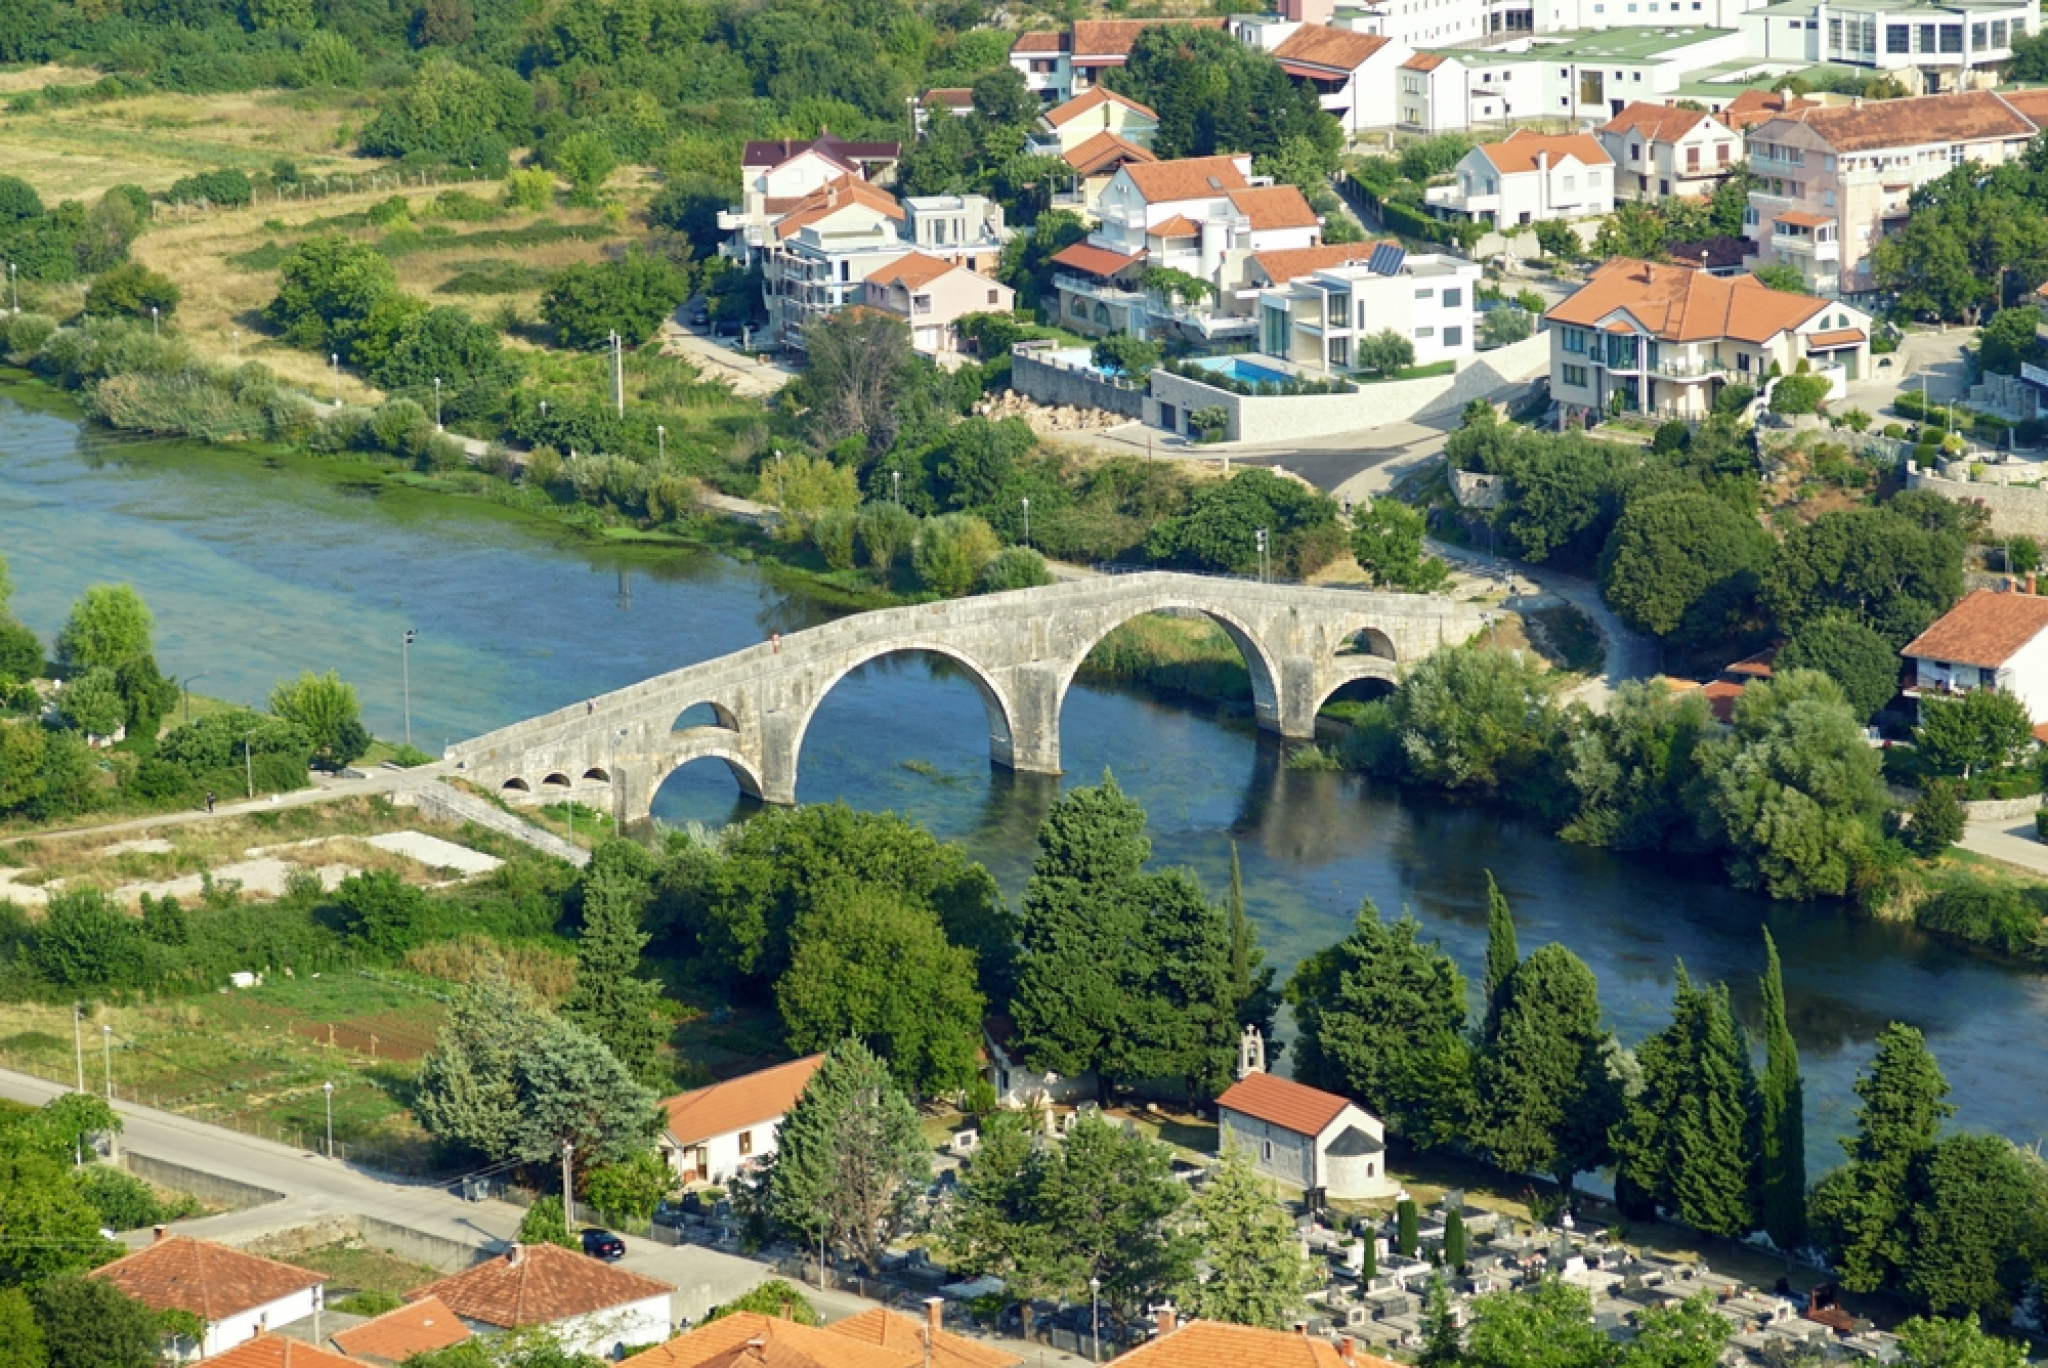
[445,572,1491,822]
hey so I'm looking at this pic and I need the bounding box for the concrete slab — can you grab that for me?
[116,860,357,904]
[102,837,175,855]
[364,831,502,876]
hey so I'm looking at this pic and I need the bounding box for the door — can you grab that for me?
[1844,350,1859,381]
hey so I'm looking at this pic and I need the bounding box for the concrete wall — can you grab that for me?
[390,782,590,868]
[247,1212,490,1274]
[1906,468,2048,539]
[123,1153,285,1210]
[1012,342,1147,419]
[1148,332,1549,442]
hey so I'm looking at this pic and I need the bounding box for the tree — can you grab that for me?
[1358,328,1416,376]
[1978,306,2042,377]
[562,850,668,1085]
[1900,1134,2039,1317]
[770,1039,929,1274]
[1034,1112,1195,1321]
[1144,468,1340,577]
[1107,25,1339,164]
[1695,669,1886,899]
[0,1151,118,1285]
[1464,1279,1611,1368]
[1809,1022,1953,1293]
[1187,1148,1310,1327]
[1393,642,1561,795]
[1769,374,1832,416]
[0,1286,44,1368]
[776,882,985,1097]
[1091,333,1161,380]
[548,132,616,206]
[1906,781,1967,858]
[331,871,432,958]
[1612,966,1760,1238]
[83,262,180,321]
[516,1194,577,1249]
[0,620,40,685]
[1534,219,1581,261]
[1915,689,2033,780]
[1598,491,1771,640]
[912,513,1001,597]
[582,1152,675,1224]
[55,585,151,670]
[0,177,44,226]
[970,65,1038,129]
[1351,498,1451,592]
[1621,1295,1732,1368]
[56,668,123,738]
[1776,613,1901,722]
[1895,1316,2027,1368]
[1444,1207,1468,1273]
[1286,902,1471,1149]
[1396,1198,1418,1256]
[29,1276,159,1368]
[1474,944,1617,1193]
[1480,307,1534,347]
[541,252,692,349]
[1753,263,1812,295]
[976,547,1053,594]
[1482,872,1519,1028]
[1758,931,1808,1256]
[268,670,364,766]
[801,310,915,452]
[1763,501,1965,648]
[943,1113,1062,1339]
[265,235,401,355]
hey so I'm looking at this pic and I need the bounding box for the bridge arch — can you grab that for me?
[1310,657,1402,719]
[1058,602,1284,727]
[1337,625,1399,660]
[781,641,1022,792]
[651,746,767,803]
[671,699,741,733]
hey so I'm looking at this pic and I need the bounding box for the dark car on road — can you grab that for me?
[581,1228,625,1261]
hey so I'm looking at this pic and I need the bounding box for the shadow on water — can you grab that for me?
[5,394,2048,1173]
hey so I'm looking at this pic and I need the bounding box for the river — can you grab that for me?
[3,386,2044,1178]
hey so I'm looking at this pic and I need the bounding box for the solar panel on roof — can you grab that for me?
[1367,242,1407,276]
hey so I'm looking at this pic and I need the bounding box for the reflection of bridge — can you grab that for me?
[446,572,1490,821]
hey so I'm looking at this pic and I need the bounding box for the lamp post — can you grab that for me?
[401,629,417,748]
[101,1024,112,1101]
[243,728,256,799]
[657,424,665,462]
[323,1081,335,1159]
[8,261,16,314]
[182,670,209,725]
[1089,1276,1101,1364]
[561,1139,576,1226]
[72,1004,85,1094]
[150,305,159,337]
[892,469,901,504]
[330,353,340,403]
[433,377,442,430]
[1021,496,1030,548]
[1255,528,1269,584]
[231,329,239,362]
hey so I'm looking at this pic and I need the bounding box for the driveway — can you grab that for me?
[1844,325,1976,418]
[659,309,797,398]
[1959,815,2048,875]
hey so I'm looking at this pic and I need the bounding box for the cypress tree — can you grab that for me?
[1811,1022,1953,1294]
[1758,929,1808,1256]
[1444,1207,1468,1273]
[1396,1198,1418,1256]
[1418,1278,1460,1368]
[1227,842,1249,1000]
[1481,871,1520,1033]
[561,854,667,1084]
[1361,1232,1377,1280]
[1473,943,1618,1195]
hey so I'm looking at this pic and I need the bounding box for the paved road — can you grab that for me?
[0,765,444,848]
[1960,815,2048,875]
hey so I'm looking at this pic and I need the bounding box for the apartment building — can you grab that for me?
[1256,249,1483,374]
[1598,103,1742,200]
[1741,0,2037,93]
[1008,18,1225,103]
[1427,129,1614,226]
[1545,257,1872,420]
[863,253,1017,358]
[719,134,899,263]
[1744,89,2037,295]
[1399,27,1750,131]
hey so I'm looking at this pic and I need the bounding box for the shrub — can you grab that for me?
[84,263,181,321]
[2037,808,2048,841]
[1906,781,1966,857]
[165,169,252,208]
[914,513,1001,597]
[975,546,1053,594]
[504,169,555,212]
[1916,880,2044,956]
[1652,420,1690,453]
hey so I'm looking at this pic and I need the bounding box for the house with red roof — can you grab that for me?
[1216,1035,1396,1201]
[721,134,901,263]
[863,253,1016,358]
[1596,102,1740,203]
[406,1242,674,1361]
[658,1054,823,1187]
[328,1295,471,1365]
[1426,130,1614,229]
[1902,586,2048,726]
[89,1232,327,1359]
[1108,1307,1396,1368]
[1243,22,1408,135]
[1006,19,1225,104]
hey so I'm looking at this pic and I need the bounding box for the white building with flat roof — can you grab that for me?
[1257,247,1482,374]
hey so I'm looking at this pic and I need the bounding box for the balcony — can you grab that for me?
[1647,355,1727,380]
[1055,273,1145,305]
[1424,184,1500,218]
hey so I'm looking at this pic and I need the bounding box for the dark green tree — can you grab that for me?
[1619,1294,1732,1368]
[1599,490,1772,642]
[562,846,668,1085]
[1396,1198,1418,1256]
[516,1194,578,1249]
[1978,306,2043,376]
[1352,498,1451,592]
[1444,1207,1468,1273]
[1758,930,1808,1257]
[770,1039,928,1274]
[1915,689,2033,780]
[1895,1315,2027,1368]
[1899,1133,2038,1317]
[1418,1277,1460,1368]
[1034,1111,1195,1321]
[0,1151,118,1285]
[1474,944,1618,1194]
[1464,1279,1610,1368]
[541,252,693,349]
[1482,870,1519,1029]
[1762,501,1965,648]
[1112,867,1239,1100]
[30,1276,158,1368]
[1187,1147,1310,1327]
[1906,781,1967,858]
[1776,613,1903,722]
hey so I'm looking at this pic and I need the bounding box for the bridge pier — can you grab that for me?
[999,663,1065,776]
[1275,656,1326,739]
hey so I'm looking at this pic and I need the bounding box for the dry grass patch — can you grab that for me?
[0,65,104,95]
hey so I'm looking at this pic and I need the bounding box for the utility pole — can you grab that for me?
[101,1024,112,1101]
[72,1004,85,1094]
[561,1139,576,1227]
[243,729,256,799]
[402,629,418,748]
[611,331,625,418]
[323,1081,334,1159]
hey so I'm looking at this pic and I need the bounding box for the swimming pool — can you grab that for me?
[1193,355,1293,386]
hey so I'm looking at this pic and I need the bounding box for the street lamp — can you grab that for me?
[401,629,418,748]
[323,1081,335,1159]
[891,469,901,504]
[1255,528,1269,584]
[657,424,665,462]
[1089,1276,1101,1364]
[101,1024,112,1101]
[182,670,209,724]
[150,305,159,337]
[330,353,340,403]
[1021,496,1030,548]
[8,261,16,314]
[433,377,443,430]
[231,328,239,362]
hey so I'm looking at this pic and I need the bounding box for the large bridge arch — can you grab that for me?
[768,640,1023,803]
[650,746,767,803]
[1056,601,1285,732]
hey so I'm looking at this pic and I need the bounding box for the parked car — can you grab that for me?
[581,1227,625,1261]
[690,306,709,327]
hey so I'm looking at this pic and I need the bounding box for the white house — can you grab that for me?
[657,1053,823,1187]
[984,1014,1097,1110]
[1030,86,1161,159]
[1255,250,1482,373]
[720,134,900,262]
[1428,130,1614,227]
[1596,102,1741,201]
[1215,1031,1398,1201]
[90,1232,327,1360]
[1269,24,1409,135]
[407,1242,674,1361]
[1901,587,2048,726]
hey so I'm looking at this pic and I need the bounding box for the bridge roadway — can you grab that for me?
[446,571,1491,821]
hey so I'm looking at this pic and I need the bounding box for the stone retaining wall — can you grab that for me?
[1906,468,2048,539]
[123,1153,284,1210]
[1960,794,2046,822]
[1012,342,1147,420]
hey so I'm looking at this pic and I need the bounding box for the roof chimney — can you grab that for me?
[1539,150,1551,172]
[1156,1305,1178,1336]
[1296,1321,1311,1336]
[505,1243,524,1267]
[926,1298,944,1334]
[153,1225,169,1244]
[1341,1337,1359,1363]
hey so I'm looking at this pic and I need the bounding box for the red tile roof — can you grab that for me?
[922,88,975,109]
[1150,214,1202,237]
[204,1335,358,1368]
[1721,88,1817,131]
[1545,258,1830,345]
[774,177,903,241]
[1400,52,1447,71]
[1227,184,1319,232]
[406,1243,673,1329]
[89,1237,325,1322]
[1111,1319,1390,1368]
[1044,86,1157,128]
[662,1055,824,1146]
[1217,1071,1352,1138]
[329,1296,472,1364]
[1121,154,1249,203]
[1062,130,1157,176]
[1807,327,1866,348]
[1774,210,1831,228]
[828,1308,1023,1368]
[637,1314,913,1368]
[1051,241,1145,277]
[1249,242,1388,284]
[1599,101,1711,143]
[1070,18,1223,59]
[1765,90,2036,152]
[1477,129,1613,174]
[1272,24,1391,72]
[742,135,899,170]
[867,252,960,291]
[1999,87,2048,126]
[1009,29,1068,54]
[1902,587,2048,668]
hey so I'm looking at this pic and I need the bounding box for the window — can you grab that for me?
[1718,142,1731,166]
[1994,19,2009,47]
[1261,1139,1274,1162]
[988,289,1000,304]
[1823,155,1835,172]
[1415,287,1436,299]
[1973,22,1986,48]
[1444,325,1463,347]
[1562,325,1587,353]
[1737,351,1751,372]
[739,1130,753,1156]
[1941,23,1962,51]
[1562,363,1588,387]
[1950,143,1965,165]
[1443,288,1462,307]
[1823,190,1835,207]
[1563,174,1576,191]
[1888,23,1910,52]
[1687,145,1700,171]
[1416,326,1435,338]
[1631,142,1643,162]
